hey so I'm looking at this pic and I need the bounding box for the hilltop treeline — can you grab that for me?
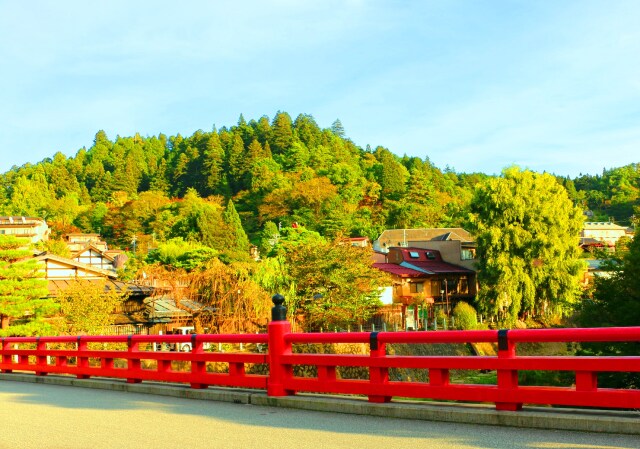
[0,112,638,254]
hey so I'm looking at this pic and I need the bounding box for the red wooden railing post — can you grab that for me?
[267,294,294,396]
[429,368,450,387]
[190,334,208,389]
[157,347,171,374]
[576,371,598,392]
[35,337,48,376]
[17,343,28,367]
[496,330,522,411]
[76,336,90,379]
[127,335,142,384]
[369,332,391,403]
[1,338,12,373]
[57,339,68,370]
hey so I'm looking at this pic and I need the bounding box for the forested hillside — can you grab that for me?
[0,111,638,255]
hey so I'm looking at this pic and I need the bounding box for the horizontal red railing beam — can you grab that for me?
[507,326,640,342]
[1,326,639,411]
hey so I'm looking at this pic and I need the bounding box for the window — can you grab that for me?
[461,249,476,260]
[425,251,436,260]
[409,251,420,258]
[410,282,424,293]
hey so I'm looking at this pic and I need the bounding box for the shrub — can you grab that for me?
[453,301,478,330]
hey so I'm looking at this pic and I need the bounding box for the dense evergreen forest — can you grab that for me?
[0,111,638,257]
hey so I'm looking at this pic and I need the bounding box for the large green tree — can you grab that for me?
[0,235,56,336]
[468,167,585,325]
[279,231,390,330]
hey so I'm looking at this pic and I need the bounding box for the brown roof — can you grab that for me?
[377,228,474,246]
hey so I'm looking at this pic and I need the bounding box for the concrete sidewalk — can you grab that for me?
[1,372,638,435]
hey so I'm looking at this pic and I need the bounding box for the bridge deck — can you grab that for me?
[1,372,638,445]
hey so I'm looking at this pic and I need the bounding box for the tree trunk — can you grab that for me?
[0,314,9,330]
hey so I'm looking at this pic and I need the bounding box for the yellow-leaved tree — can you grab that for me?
[57,279,128,335]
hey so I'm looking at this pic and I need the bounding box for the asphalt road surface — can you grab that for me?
[1,381,638,449]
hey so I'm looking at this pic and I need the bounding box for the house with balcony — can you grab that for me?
[373,247,476,329]
[580,222,630,249]
[0,216,50,243]
[63,233,128,272]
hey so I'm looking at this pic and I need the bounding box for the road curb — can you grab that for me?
[252,394,640,435]
[2,373,638,435]
[0,373,253,404]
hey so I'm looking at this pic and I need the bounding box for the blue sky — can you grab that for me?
[1,0,639,177]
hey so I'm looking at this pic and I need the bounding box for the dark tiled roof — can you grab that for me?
[579,237,613,247]
[144,296,215,322]
[47,279,155,297]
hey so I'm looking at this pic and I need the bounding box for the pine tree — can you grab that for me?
[149,158,171,194]
[376,148,408,201]
[223,199,250,255]
[255,115,272,145]
[270,111,294,155]
[331,119,346,138]
[247,138,264,162]
[88,130,114,170]
[203,131,229,196]
[294,113,322,148]
[227,134,247,192]
[0,235,56,336]
[236,113,255,145]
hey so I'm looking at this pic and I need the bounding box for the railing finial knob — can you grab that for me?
[271,294,287,321]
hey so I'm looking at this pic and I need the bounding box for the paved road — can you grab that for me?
[1,381,638,449]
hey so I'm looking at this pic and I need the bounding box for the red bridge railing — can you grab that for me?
[1,333,269,390]
[1,294,639,411]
